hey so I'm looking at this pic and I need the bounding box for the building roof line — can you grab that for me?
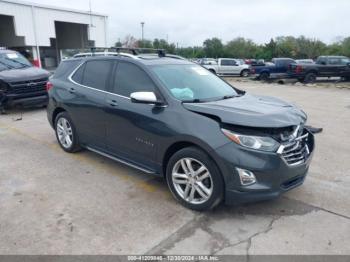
[0,0,108,17]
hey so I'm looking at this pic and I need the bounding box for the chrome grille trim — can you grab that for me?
[278,129,311,166]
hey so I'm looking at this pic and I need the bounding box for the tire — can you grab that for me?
[304,72,317,84]
[209,69,216,75]
[166,147,224,211]
[259,72,269,81]
[54,111,81,153]
[240,69,250,77]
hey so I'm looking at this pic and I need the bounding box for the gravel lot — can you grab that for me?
[0,79,350,256]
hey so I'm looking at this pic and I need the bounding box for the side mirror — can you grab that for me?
[130,92,162,105]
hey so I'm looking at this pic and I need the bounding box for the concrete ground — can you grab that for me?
[0,79,350,256]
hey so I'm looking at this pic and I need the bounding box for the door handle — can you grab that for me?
[107,99,118,107]
[69,88,76,94]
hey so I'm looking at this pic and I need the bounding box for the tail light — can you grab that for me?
[295,65,303,73]
[250,68,256,74]
[46,81,53,91]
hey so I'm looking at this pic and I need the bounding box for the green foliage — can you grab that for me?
[203,38,224,58]
[113,35,350,60]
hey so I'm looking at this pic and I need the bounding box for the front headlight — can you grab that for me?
[221,128,280,152]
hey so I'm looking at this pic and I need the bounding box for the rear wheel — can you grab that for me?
[304,72,317,83]
[55,112,81,153]
[166,147,224,211]
[240,69,250,77]
[259,72,269,81]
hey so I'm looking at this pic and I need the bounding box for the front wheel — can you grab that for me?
[166,147,224,211]
[55,112,81,153]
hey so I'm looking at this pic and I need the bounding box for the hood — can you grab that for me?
[0,67,50,83]
[183,94,307,128]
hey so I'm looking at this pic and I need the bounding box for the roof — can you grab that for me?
[0,0,108,17]
[68,53,193,66]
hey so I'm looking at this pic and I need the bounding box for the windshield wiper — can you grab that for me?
[4,57,30,68]
[182,98,207,103]
[222,95,237,99]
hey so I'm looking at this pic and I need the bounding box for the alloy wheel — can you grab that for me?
[171,158,213,205]
[56,117,73,149]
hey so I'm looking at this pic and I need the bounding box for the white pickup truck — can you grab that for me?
[202,58,251,77]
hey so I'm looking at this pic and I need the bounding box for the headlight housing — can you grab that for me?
[221,128,280,152]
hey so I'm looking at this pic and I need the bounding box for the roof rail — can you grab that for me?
[110,47,166,57]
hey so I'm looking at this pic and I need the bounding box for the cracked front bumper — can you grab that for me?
[214,133,315,205]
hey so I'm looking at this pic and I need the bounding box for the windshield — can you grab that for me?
[0,52,32,71]
[152,65,238,101]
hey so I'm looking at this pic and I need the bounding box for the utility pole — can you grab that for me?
[141,22,145,43]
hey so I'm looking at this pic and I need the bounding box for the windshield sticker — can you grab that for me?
[7,53,19,59]
[191,67,209,76]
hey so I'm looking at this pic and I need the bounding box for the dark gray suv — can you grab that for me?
[47,51,315,211]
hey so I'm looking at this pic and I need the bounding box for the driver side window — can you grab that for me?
[113,62,156,97]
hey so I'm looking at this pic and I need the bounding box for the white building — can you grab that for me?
[0,0,108,68]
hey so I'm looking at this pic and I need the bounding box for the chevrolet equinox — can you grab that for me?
[47,51,315,211]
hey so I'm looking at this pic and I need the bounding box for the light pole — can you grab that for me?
[141,22,145,44]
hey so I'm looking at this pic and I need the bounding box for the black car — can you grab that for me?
[288,56,350,83]
[0,49,50,112]
[47,51,315,211]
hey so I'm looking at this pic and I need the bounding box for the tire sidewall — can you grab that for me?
[166,147,224,211]
[260,72,269,81]
[241,69,249,77]
[305,73,316,83]
[54,112,79,153]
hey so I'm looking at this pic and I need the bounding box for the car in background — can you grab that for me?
[251,58,296,81]
[47,51,314,210]
[0,49,50,112]
[296,59,314,64]
[203,58,251,77]
[288,56,350,83]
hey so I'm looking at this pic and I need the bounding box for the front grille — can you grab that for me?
[279,128,311,166]
[8,78,48,95]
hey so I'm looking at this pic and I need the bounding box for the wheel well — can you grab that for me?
[52,107,66,124]
[208,69,216,74]
[162,141,207,176]
[240,69,249,75]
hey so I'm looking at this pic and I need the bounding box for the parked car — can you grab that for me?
[0,49,50,112]
[288,56,350,83]
[251,58,296,81]
[295,59,314,64]
[47,52,314,211]
[203,58,251,77]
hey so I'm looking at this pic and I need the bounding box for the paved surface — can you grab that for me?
[0,80,350,256]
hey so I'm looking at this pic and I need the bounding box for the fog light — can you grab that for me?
[236,168,256,186]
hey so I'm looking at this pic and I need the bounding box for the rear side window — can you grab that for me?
[113,62,156,97]
[328,58,341,65]
[71,63,85,83]
[81,60,114,91]
[54,60,81,79]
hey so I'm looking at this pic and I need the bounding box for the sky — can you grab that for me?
[28,0,350,47]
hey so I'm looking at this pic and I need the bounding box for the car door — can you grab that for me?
[104,61,165,172]
[220,59,235,75]
[67,59,114,149]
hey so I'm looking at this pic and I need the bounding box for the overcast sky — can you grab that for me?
[29,0,350,47]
